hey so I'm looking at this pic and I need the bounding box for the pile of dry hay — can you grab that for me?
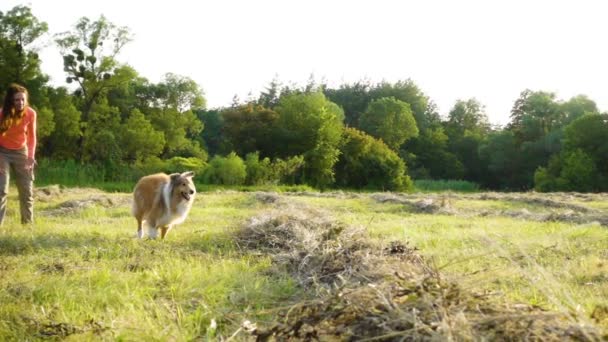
[235,206,604,341]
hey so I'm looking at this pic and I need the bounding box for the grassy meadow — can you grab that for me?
[0,184,607,340]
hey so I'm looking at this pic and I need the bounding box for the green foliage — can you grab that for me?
[120,109,165,161]
[55,15,133,112]
[275,92,344,188]
[221,103,279,157]
[196,109,224,156]
[157,73,206,112]
[203,152,247,185]
[35,106,55,144]
[335,127,412,191]
[563,114,608,167]
[270,155,305,185]
[508,90,563,143]
[244,152,273,185]
[404,127,464,180]
[534,114,608,192]
[369,80,437,131]
[559,149,597,191]
[83,99,122,163]
[165,156,206,174]
[324,81,372,126]
[36,159,110,185]
[445,98,490,137]
[478,130,522,189]
[561,95,598,125]
[359,97,419,150]
[0,5,49,91]
[42,87,81,159]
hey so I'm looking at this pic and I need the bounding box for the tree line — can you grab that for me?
[1,5,607,192]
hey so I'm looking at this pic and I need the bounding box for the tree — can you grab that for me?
[257,77,283,109]
[221,103,279,157]
[55,15,134,158]
[444,99,491,181]
[323,81,372,126]
[124,74,206,159]
[403,127,464,180]
[120,109,165,161]
[0,5,48,93]
[369,80,439,131]
[197,109,224,156]
[508,90,563,143]
[41,87,81,160]
[563,114,608,175]
[359,97,419,150]
[561,95,598,125]
[275,92,344,188]
[154,73,206,112]
[446,99,490,136]
[478,131,523,189]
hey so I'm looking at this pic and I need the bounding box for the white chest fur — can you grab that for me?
[157,182,193,226]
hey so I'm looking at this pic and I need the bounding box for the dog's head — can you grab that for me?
[170,171,196,203]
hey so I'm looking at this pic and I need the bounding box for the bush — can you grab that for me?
[203,152,247,185]
[335,128,412,191]
[245,152,274,185]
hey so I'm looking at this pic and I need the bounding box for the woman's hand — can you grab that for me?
[26,158,36,171]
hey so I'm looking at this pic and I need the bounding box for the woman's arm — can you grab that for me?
[27,108,37,161]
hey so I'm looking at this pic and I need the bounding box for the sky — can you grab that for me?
[4,0,608,125]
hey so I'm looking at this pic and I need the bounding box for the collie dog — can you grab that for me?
[132,171,196,239]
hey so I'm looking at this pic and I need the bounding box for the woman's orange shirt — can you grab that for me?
[0,107,37,160]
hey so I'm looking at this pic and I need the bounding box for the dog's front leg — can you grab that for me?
[160,225,172,239]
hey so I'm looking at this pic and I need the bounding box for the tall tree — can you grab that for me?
[143,74,206,159]
[323,81,372,126]
[275,92,344,188]
[0,5,48,99]
[445,99,490,136]
[508,90,563,143]
[359,97,419,150]
[561,95,598,125]
[221,103,279,157]
[55,15,134,158]
[445,99,491,181]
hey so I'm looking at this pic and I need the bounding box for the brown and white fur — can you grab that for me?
[132,171,196,239]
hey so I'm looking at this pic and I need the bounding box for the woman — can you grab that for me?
[0,83,37,225]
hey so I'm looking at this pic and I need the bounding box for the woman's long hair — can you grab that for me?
[0,83,29,134]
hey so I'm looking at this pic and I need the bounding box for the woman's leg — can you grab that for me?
[0,152,10,226]
[12,149,33,224]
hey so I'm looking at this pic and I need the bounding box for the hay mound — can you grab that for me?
[252,192,282,204]
[235,209,604,341]
[236,207,395,287]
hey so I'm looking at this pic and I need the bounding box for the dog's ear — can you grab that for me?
[169,173,181,182]
[181,171,195,179]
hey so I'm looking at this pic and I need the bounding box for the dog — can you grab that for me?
[132,171,196,239]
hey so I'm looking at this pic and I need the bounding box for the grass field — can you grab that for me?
[0,186,606,340]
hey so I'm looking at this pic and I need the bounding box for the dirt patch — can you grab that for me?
[234,208,604,341]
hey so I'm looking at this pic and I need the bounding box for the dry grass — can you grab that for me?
[234,205,605,341]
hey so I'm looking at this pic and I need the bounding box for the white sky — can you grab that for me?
[4,0,608,125]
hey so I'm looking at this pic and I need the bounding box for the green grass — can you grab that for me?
[0,187,606,340]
